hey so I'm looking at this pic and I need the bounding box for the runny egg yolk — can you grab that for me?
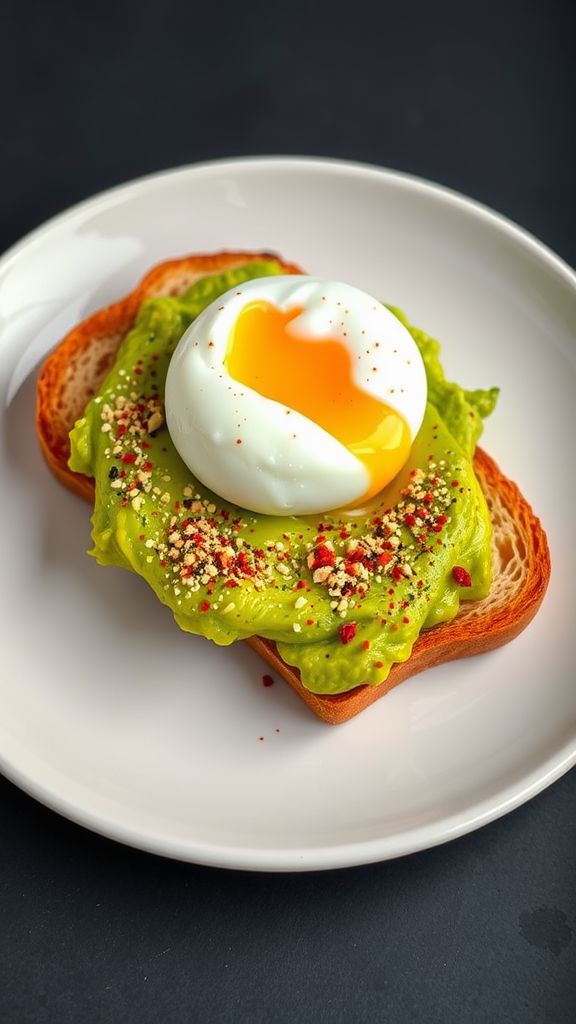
[225,301,412,504]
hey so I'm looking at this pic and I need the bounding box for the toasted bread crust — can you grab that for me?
[36,252,550,724]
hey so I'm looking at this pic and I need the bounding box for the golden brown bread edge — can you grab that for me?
[36,251,551,725]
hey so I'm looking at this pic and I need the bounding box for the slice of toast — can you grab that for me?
[36,251,550,724]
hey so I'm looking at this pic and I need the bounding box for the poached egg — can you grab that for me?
[165,277,427,515]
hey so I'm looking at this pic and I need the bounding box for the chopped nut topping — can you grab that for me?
[98,389,455,623]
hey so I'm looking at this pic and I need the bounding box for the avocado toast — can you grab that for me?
[36,251,550,723]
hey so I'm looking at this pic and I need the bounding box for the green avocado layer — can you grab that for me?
[69,262,498,695]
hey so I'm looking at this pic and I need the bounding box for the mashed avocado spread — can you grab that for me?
[69,262,498,695]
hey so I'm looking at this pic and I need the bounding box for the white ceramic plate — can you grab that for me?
[1,158,575,872]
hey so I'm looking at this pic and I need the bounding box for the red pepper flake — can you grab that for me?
[142,460,153,472]
[121,452,137,464]
[236,438,242,445]
[138,534,145,541]
[311,544,336,570]
[262,674,274,688]
[436,514,448,526]
[374,661,384,669]
[116,425,127,438]
[452,565,472,587]
[346,547,365,564]
[199,600,211,612]
[306,619,315,626]
[235,550,255,576]
[378,552,392,566]
[451,480,460,488]
[339,622,357,645]
[402,616,410,624]
[362,640,370,650]
[391,565,404,582]
[141,441,151,450]
[295,579,308,590]
[315,534,326,544]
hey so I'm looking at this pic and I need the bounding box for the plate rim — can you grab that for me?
[1,155,574,285]
[1,735,574,872]
[1,155,575,872]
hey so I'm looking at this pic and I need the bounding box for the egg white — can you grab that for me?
[165,277,427,515]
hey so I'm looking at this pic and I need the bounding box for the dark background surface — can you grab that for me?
[1,1,575,1021]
